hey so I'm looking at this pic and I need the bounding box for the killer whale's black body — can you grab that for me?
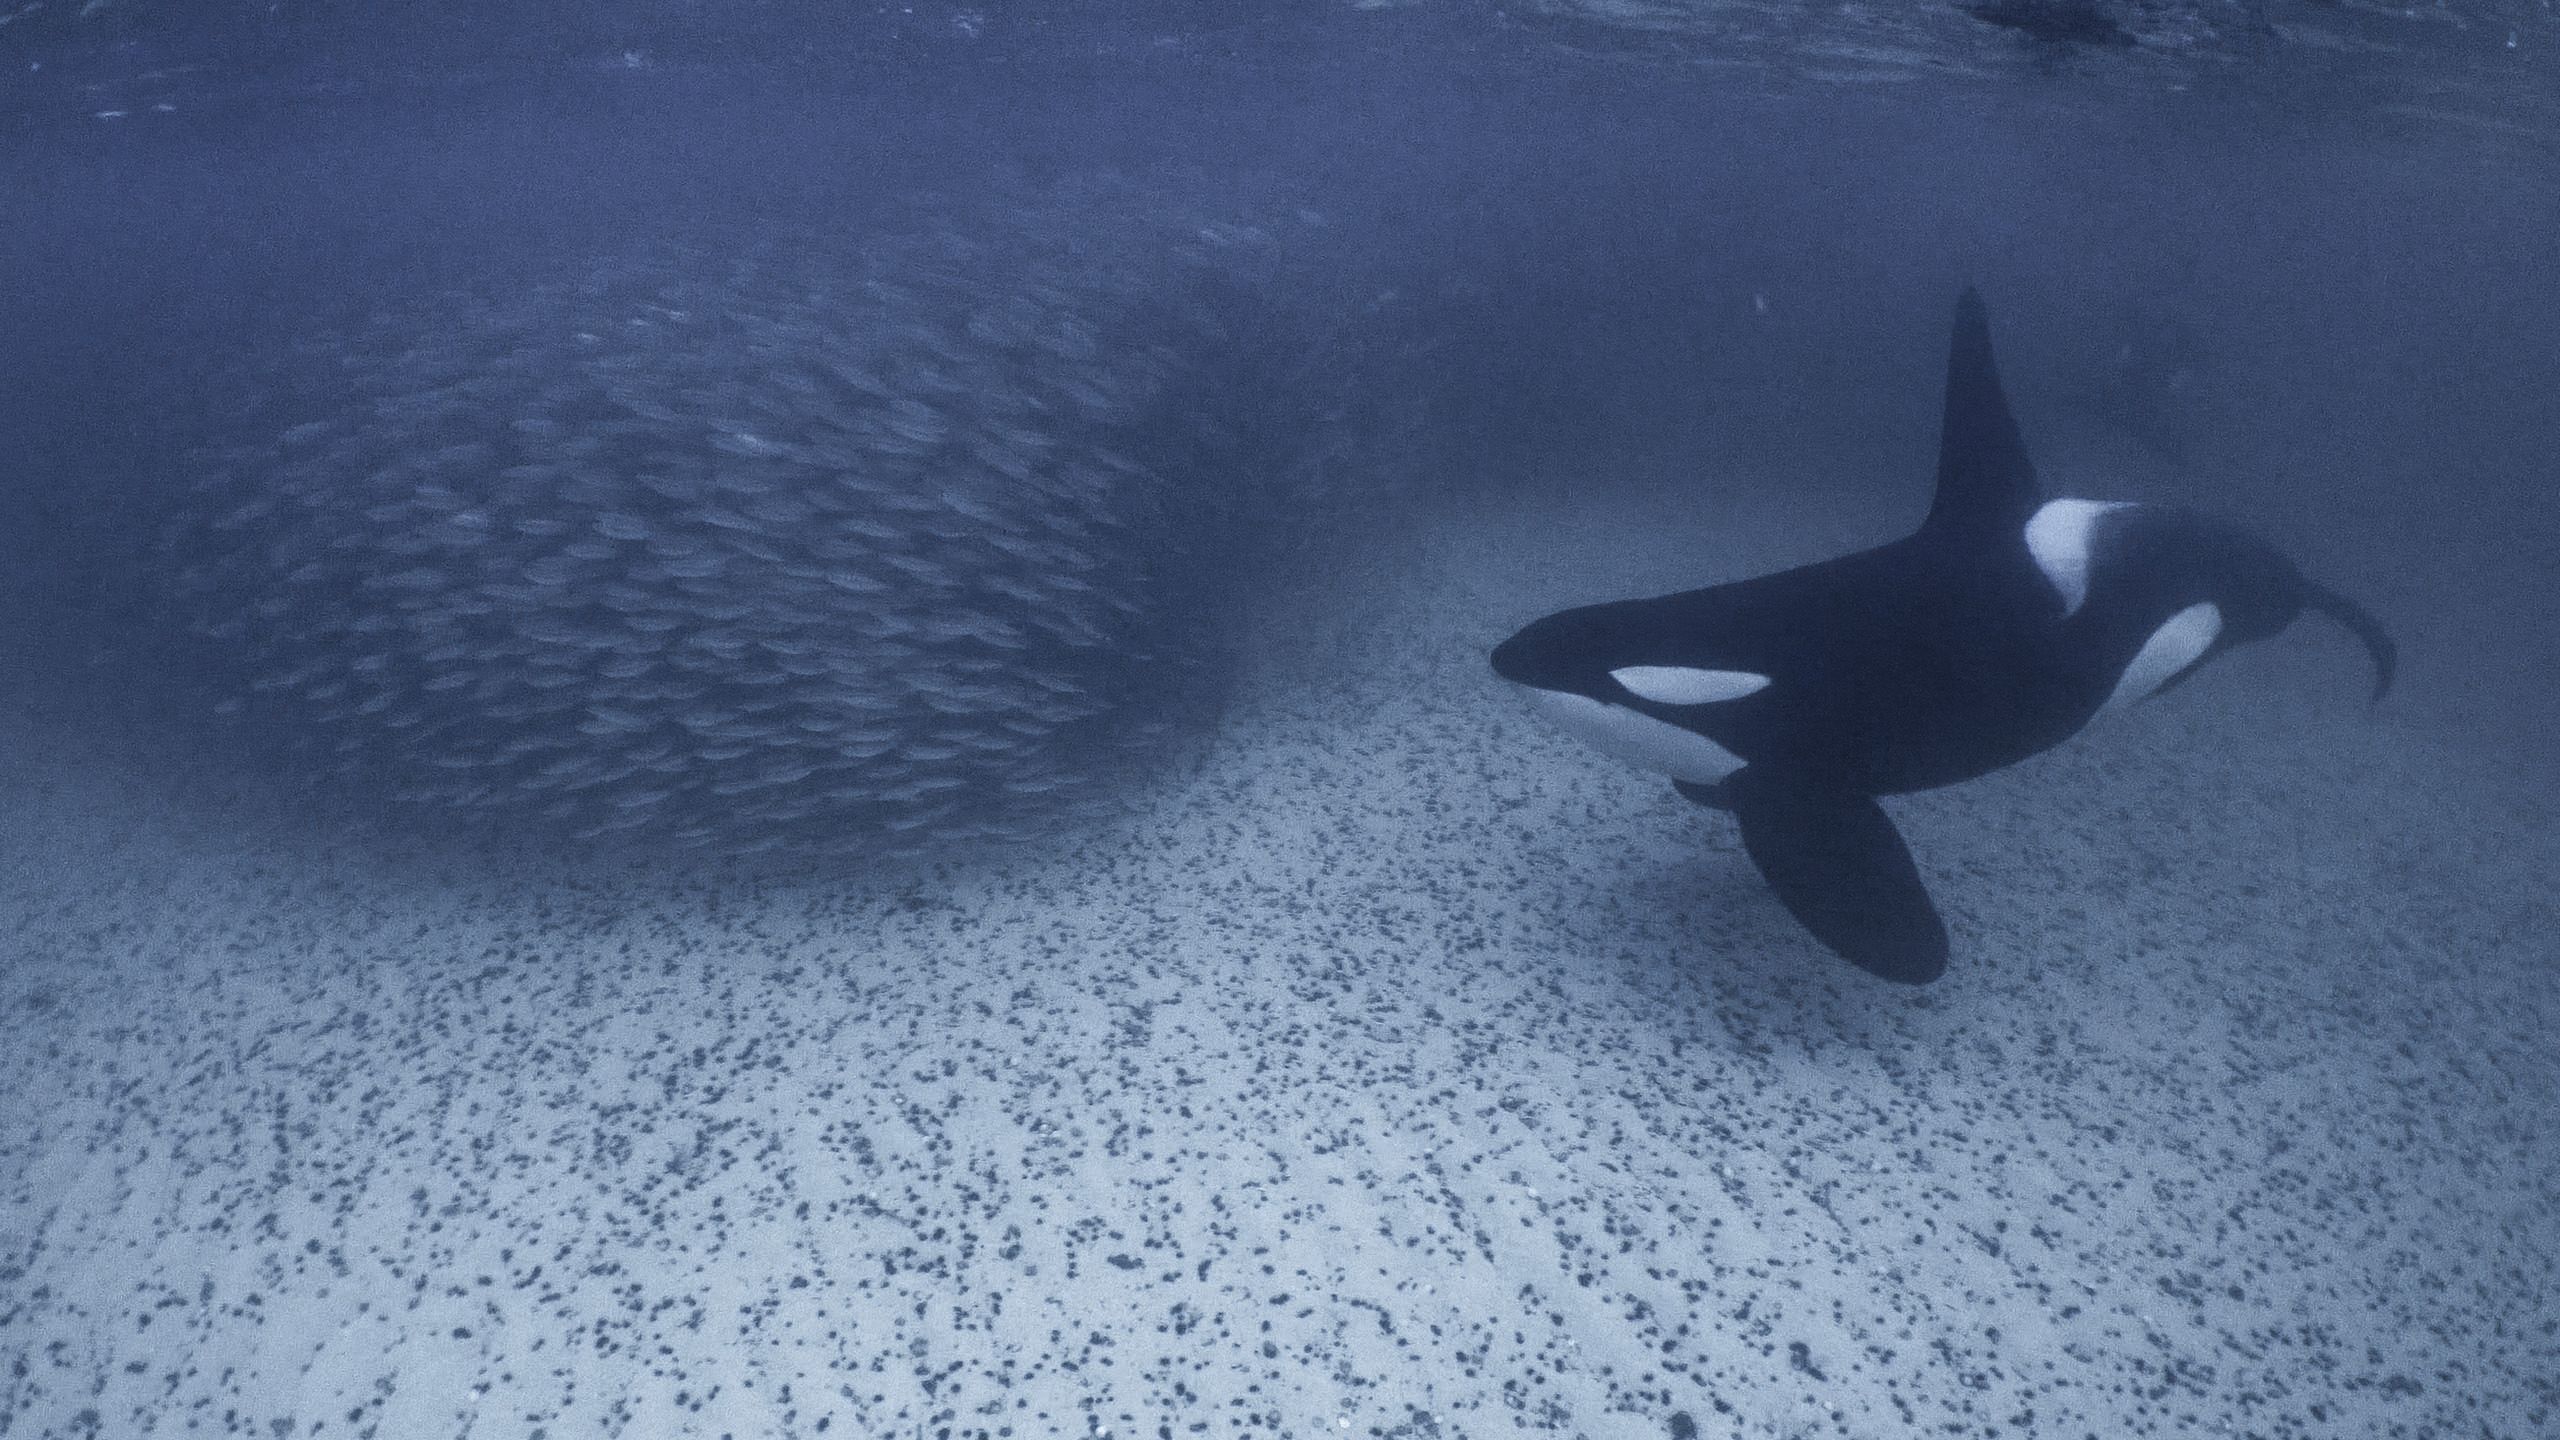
[1491,289,2394,983]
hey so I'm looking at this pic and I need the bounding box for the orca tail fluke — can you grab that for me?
[2301,580,2397,704]
[1727,771,1949,984]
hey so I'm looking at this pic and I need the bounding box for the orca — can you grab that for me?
[1490,288,2395,984]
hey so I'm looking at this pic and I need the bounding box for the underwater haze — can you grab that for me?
[3,4,2556,1438]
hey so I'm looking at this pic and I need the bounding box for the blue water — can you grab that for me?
[2,7,2555,1438]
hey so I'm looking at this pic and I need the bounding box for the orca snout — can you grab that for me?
[1491,612,1591,693]
[1489,626,1541,688]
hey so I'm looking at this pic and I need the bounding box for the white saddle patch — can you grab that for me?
[1608,666,1771,706]
[2025,498,2134,616]
[2101,601,2222,715]
[1523,689,1748,785]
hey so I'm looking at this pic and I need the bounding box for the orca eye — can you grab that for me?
[1609,666,1771,705]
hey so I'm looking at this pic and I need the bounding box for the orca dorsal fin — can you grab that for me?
[1921,287,2042,537]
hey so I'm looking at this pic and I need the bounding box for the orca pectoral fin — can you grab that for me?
[1728,775,1950,984]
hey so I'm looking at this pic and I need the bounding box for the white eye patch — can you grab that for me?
[1608,666,1771,706]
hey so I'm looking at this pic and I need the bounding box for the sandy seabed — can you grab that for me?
[3,490,2554,1440]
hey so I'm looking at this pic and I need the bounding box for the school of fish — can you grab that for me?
[156,176,1400,860]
